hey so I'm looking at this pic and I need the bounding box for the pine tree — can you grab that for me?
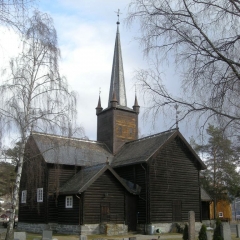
[193,124,240,218]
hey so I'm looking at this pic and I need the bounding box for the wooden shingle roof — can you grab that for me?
[59,163,140,195]
[31,132,113,166]
[30,129,205,170]
[201,188,212,201]
[111,129,206,170]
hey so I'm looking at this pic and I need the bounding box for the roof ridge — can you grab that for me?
[125,128,178,144]
[32,131,101,145]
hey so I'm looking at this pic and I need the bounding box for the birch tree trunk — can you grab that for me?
[1,11,77,240]
[5,138,26,240]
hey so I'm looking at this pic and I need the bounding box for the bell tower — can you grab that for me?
[96,17,140,154]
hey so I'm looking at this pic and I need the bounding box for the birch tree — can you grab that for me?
[0,11,77,240]
[0,0,35,30]
[127,0,240,133]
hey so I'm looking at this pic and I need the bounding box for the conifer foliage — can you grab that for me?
[198,224,207,240]
[194,125,240,206]
[213,219,223,240]
[182,224,188,240]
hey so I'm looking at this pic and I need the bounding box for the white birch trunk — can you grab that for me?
[5,139,26,240]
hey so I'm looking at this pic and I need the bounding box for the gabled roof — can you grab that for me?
[59,163,140,195]
[31,132,113,166]
[111,129,206,170]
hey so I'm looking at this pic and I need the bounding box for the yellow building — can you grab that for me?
[210,200,232,221]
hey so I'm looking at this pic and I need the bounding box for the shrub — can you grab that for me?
[183,224,188,240]
[176,223,184,233]
[198,224,207,240]
[213,219,223,240]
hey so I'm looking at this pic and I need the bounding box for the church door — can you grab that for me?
[101,202,110,222]
[172,200,182,221]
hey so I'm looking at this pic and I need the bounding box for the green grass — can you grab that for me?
[26,233,41,240]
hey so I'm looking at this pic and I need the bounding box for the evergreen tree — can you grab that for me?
[213,219,223,240]
[182,224,188,240]
[198,224,207,240]
[194,125,240,217]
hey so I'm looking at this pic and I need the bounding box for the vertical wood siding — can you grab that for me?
[83,170,125,224]
[149,137,201,222]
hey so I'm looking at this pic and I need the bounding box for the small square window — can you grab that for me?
[21,190,27,203]
[37,188,43,202]
[219,212,223,218]
[65,196,73,208]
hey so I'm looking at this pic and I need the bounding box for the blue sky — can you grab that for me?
[37,0,160,140]
[0,0,195,143]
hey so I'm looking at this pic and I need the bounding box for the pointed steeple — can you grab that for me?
[96,95,103,115]
[133,94,140,114]
[108,20,127,107]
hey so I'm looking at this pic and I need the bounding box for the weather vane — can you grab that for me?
[174,104,180,129]
[115,9,122,24]
[99,87,101,96]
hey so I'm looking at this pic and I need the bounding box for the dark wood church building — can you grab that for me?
[18,20,207,235]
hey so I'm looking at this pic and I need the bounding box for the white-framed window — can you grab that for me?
[65,196,73,208]
[21,190,27,203]
[219,212,223,218]
[37,188,43,202]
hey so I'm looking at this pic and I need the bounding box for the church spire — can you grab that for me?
[108,12,127,107]
[133,94,140,114]
[96,89,103,115]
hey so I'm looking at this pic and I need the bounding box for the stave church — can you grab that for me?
[18,19,209,236]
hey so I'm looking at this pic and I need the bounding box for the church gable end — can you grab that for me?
[83,169,126,224]
[148,136,201,223]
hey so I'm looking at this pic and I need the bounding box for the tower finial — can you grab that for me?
[133,86,140,114]
[96,89,103,115]
[115,9,122,25]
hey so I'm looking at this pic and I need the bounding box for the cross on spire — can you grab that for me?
[115,9,122,24]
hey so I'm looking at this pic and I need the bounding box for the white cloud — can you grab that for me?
[0,27,21,69]
[0,1,193,143]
